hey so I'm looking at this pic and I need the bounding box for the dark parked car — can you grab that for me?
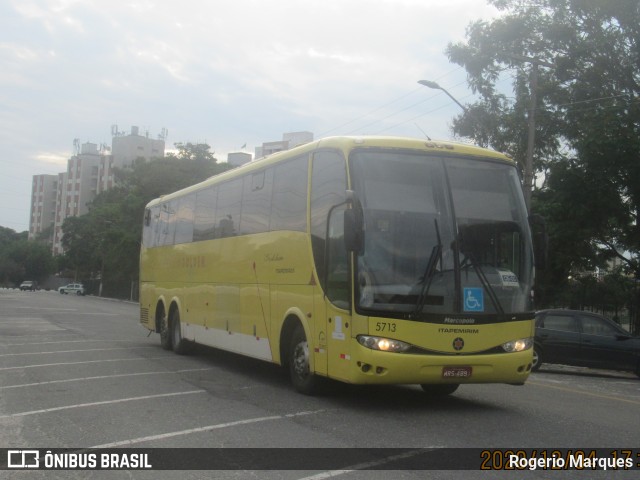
[533,309,640,377]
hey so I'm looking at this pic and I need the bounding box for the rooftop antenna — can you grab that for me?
[111,124,123,137]
[414,123,432,140]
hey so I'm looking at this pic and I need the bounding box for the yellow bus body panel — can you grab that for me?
[140,136,532,387]
[140,231,315,362]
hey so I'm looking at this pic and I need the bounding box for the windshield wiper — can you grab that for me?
[414,219,442,316]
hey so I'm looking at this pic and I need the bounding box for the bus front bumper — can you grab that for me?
[346,344,533,385]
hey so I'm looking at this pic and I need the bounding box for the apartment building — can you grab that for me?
[254,131,313,159]
[28,174,58,241]
[30,126,165,254]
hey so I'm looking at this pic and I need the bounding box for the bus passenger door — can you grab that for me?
[325,205,353,382]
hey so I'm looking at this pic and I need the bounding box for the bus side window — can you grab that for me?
[310,151,347,293]
[142,207,155,246]
[326,205,350,309]
[193,186,217,242]
[271,156,308,232]
[216,179,242,238]
[174,194,195,244]
[240,169,272,235]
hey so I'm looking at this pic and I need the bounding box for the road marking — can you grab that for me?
[92,410,325,448]
[0,347,155,357]
[2,340,130,347]
[0,390,206,419]
[15,307,77,311]
[0,368,213,389]
[298,449,428,480]
[6,309,118,316]
[527,380,640,405]
[66,312,120,316]
[0,318,50,322]
[0,356,170,371]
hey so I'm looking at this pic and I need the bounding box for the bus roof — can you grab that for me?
[146,136,513,207]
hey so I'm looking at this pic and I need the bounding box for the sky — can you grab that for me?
[0,0,502,233]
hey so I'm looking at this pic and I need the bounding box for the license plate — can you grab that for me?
[442,366,472,378]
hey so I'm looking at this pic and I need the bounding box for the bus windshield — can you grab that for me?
[350,150,534,319]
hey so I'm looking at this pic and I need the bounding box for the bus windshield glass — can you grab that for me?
[350,150,534,319]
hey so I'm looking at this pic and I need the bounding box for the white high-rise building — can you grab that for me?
[30,126,166,255]
[28,175,58,241]
[255,131,314,159]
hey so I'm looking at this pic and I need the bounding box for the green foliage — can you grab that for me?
[0,227,55,286]
[61,143,232,298]
[446,0,640,311]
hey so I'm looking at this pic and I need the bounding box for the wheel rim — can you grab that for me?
[159,311,171,349]
[172,316,181,345]
[532,349,539,368]
[292,341,310,379]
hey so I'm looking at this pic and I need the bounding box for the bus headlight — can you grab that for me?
[501,337,533,353]
[357,335,411,353]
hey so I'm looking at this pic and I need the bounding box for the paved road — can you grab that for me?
[1,290,638,479]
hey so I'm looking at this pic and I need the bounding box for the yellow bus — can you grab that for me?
[140,136,536,395]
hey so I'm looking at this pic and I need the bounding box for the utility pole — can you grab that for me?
[524,62,539,212]
[508,55,554,211]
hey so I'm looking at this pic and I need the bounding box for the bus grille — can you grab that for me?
[140,307,149,324]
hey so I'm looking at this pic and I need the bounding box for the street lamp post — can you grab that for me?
[418,80,468,113]
[419,79,485,147]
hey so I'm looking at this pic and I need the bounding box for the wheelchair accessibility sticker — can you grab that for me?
[463,287,484,312]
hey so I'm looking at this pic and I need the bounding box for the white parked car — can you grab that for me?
[20,280,38,291]
[58,283,85,295]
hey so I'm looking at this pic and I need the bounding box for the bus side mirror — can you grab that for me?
[343,190,364,253]
[344,208,363,253]
[530,214,548,270]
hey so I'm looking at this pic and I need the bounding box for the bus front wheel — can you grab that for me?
[531,345,543,371]
[289,325,321,395]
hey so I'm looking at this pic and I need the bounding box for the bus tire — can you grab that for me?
[159,309,172,350]
[531,344,542,371]
[289,324,321,395]
[170,309,190,355]
[420,384,459,396]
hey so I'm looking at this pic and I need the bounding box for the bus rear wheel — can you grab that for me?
[420,384,459,396]
[170,309,190,355]
[159,310,171,350]
[289,325,321,395]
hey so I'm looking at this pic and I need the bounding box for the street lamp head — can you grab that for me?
[418,79,468,113]
[418,80,441,90]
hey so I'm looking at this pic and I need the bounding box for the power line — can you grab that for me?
[318,86,425,137]
[318,66,467,137]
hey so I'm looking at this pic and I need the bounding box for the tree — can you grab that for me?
[61,144,231,298]
[0,227,54,286]
[445,0,640,314]
[173,142,217,163]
